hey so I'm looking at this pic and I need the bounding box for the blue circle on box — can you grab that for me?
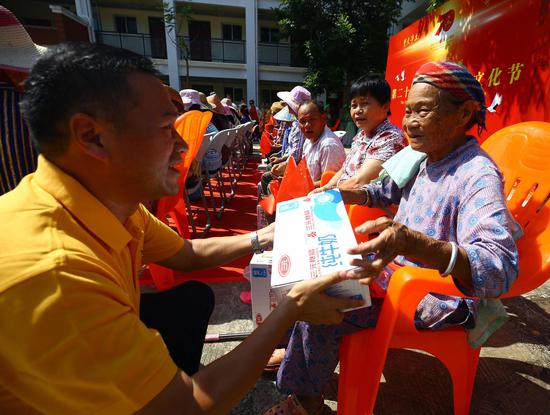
[313,189,342,222]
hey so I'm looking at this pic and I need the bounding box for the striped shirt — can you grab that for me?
[1,82,38,194]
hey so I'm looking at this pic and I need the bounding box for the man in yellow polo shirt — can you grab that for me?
[0,43,364,414]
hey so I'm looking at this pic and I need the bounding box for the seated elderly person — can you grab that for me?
[266,61,519,415]
[298,100,346,186]
[313,75,406,193]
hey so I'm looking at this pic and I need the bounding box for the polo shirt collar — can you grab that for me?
[33,155,135,252]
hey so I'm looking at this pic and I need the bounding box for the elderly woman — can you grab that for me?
[313,75,407,193]
[266,61,519,415]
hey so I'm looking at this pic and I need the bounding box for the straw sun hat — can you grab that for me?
[0,6,48,73]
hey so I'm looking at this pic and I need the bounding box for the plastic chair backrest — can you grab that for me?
[347,204,391,244]
[243,121,256,133]
[194,132,215,165]
[481,121,550,297]
[149,110,212,291]
[175,112,211,178]
[224,127,238,147]
[334,130,347,141]
[320,171,336,187]
[208,129,229,154]
[156,111,211,217]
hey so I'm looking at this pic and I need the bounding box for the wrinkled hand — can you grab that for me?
[285,272,365,325]
[339,188,367,205]
[346,217,409,284]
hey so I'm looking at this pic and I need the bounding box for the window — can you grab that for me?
[192,84,214,95]
[115,16,137,34]
[260,27,280,43]
[261,89,282,106]
[224,87,244,102]
[222,24,242,41]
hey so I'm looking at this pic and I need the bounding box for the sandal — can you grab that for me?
[264,347,285,372]
[263,395,308,415]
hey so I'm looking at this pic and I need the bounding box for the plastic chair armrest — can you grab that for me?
[383,266,466,331]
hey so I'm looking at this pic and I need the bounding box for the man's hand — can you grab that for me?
[269,155,282,164]
[284,272,366,325]
[346,217,410,284]
[257,223,274,248]
[271,161,286,177]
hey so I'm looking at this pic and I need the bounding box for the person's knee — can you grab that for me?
[187,281,215,315]
[261,171,272,183]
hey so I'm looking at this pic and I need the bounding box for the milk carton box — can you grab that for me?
[249,251,278,328]
[271,189,370,311]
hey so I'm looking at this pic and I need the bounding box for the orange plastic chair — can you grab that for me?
[347,204,392,244]
[320,171,336,187]
[147,110,212,291]
[337,121,550,415]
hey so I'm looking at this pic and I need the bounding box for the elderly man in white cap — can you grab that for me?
[260,85,311,195]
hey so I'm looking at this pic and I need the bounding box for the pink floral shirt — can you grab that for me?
[337,119,406,184]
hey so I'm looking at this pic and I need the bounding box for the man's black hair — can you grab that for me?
[350,74,391,106]
[21,42,158,158]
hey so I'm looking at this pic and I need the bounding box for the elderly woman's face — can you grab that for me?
[350,94,389,134]
[403,83,463,161]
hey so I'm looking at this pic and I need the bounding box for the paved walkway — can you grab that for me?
[201,279,550,414]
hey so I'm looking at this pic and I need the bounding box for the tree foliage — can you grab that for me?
[275,0,405,93]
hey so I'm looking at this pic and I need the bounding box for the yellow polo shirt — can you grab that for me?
[0,156,184,414]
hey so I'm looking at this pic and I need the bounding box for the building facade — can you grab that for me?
[92,0,307,107]
[7,0,429,107]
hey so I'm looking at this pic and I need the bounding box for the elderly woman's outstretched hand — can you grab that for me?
[346,216,410,285]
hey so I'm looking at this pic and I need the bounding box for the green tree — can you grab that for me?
[275,0,406,95]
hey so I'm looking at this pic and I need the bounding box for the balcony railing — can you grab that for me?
[96,31,167,58]
[258,42,291,66]
[177,36,245,63]
[95,31,306,67]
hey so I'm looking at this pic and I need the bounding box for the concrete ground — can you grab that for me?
[201,279,550,414]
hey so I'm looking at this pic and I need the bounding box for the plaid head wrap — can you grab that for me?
[413,61,487,133]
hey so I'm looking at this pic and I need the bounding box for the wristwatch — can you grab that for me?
[250,231,263,254]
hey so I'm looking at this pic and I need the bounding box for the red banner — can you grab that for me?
[386,0,550,141]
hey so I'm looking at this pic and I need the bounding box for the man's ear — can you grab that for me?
[69,113,109,161]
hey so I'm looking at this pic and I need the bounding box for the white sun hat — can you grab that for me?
[273,106,296,122]
[0,6,49,73]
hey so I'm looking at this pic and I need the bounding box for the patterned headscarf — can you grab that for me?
[413,61,487,133]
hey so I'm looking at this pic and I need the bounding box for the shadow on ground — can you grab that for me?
[201,280,550,415]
